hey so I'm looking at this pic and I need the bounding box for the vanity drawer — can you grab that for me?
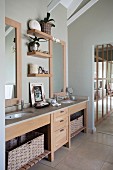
[54,127,68,151]
[5,114,50,141]
[54,114,68,131]
[69,102,87,115]
[53,108,68,119]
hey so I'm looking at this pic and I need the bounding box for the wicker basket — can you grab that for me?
[7,133,44,170]
[71,115,83,134]
[40,22,52,35]
[28,64,38,74]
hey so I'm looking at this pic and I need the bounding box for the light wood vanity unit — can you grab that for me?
[5,23,88,169]
[5,99,88,169]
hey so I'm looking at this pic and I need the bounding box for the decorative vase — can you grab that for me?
[28,41,40,52]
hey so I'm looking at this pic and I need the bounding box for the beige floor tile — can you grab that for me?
[96,114,113,134]
[40,147,70,167]
[29,131,113,170]
[69,141,111,161]
[29,162,56,170]
[88,132,113,146]
[55,141,110,170]
[70,132,89,151]
[40,133,90,168]
[55,154,104,170]
[106,148,113,164]
[101,162,113,170]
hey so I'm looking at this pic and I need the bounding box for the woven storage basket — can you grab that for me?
[28,64,38,74]
[7,133,44,170]
[71,115,83,134]
[40,22,52,35]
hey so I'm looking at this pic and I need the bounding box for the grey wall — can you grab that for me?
[5,0,67,103]
[0,0,5,169]
[68,0,113,130]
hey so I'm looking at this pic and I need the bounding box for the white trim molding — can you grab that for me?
[67,0,99,26]
[47,0,61,13]
[67,0,83,19]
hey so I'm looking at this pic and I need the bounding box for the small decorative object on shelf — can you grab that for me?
[40,12,55,35]
[38,66,43,74]
[38,66,48,74]
[53,37,60,43]
[28,64,38,74]
[28,19,41,31]
[27,36,46,52]
[43,50,49,54]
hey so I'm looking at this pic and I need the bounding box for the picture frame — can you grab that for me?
[30,83,45,106]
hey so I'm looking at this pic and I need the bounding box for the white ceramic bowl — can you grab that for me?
[29,20,41,31]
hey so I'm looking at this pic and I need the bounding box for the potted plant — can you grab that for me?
[28,36,46,52]
[40,12,55,35]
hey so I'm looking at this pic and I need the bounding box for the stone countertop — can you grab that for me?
[5,98,88,128]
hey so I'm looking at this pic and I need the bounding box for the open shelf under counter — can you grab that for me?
[28,73,52,77]
[19,150,50,170]
[71,126,86,138]
[27,29,53,40]
[27,51,51,58]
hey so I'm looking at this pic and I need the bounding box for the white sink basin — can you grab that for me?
[61,100,74,104]
[5,112,32,120]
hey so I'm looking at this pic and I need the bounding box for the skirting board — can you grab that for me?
[88,127,96,134]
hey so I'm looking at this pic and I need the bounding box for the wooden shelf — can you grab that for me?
[19,150,50,170]
[27,51,51,58]
[28,73,52,77]
[27,29,53,40]
[71,126,86,138]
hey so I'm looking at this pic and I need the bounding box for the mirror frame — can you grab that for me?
[52,40,66,97]
[5,17,22,107]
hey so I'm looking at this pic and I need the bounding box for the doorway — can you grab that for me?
[94,44,113,133]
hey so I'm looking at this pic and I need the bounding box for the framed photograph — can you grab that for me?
[30,83,44,105]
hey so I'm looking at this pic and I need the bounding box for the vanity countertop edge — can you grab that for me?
[5,98,89,128]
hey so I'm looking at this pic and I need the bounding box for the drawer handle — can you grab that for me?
[60,120,64,122]
[60,110,64,113]
[60,129,64,132]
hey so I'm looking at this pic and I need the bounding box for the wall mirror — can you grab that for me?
[5,17,21,107]
[52,40,66,96]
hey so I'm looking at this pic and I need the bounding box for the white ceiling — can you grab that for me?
[48,0,99,26]
[60,0,73,8]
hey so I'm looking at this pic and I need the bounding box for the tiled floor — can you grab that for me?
[97,113,113,135]
[30,132,113,170]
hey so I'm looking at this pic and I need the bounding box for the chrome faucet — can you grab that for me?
[5,99,24,111]
[54,94,64,101]
[21,100,24,111]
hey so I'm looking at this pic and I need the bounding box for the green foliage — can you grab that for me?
[40,12,55,27]
[29,36,46,44]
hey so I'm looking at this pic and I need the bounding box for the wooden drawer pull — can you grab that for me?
[60,120,64,122]
[60,110,64,113]
[60,129,64,132]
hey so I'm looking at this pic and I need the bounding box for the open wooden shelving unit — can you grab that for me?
[19,150,50,170]
[28,73,52,77]
[27,29,53,40]
[71,126,86,138]
[27,51,51,58]
[27,29,53,97]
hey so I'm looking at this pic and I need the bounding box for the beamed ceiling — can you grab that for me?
[47,0,99,26]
